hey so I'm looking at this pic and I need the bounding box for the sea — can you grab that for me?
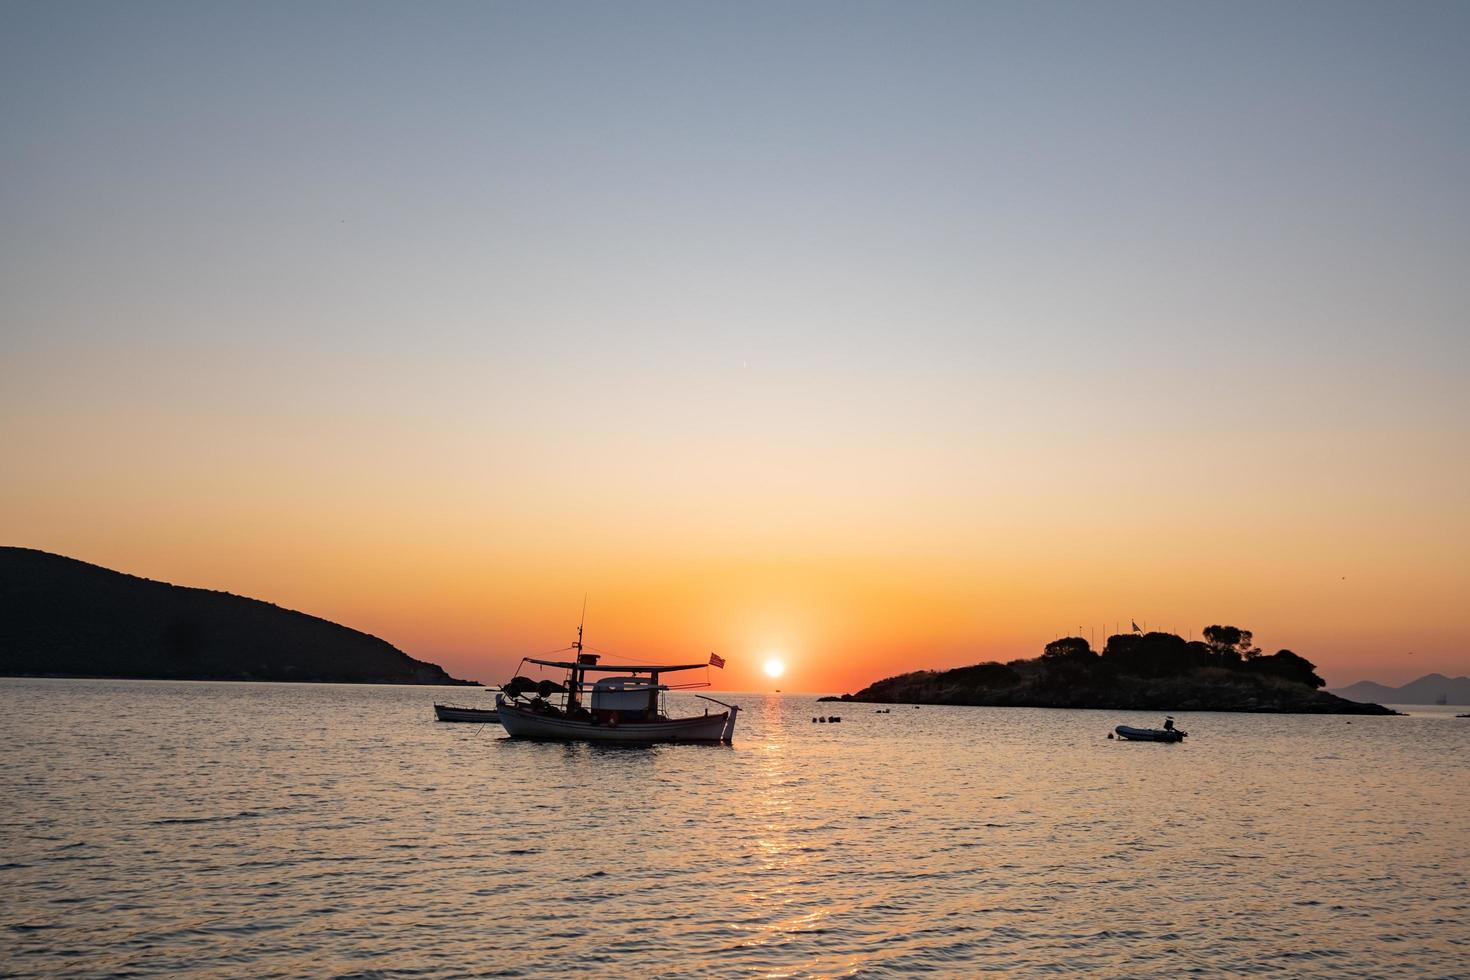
[2,678,1467,978]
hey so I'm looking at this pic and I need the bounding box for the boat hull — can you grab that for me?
[1115,725,1185,742]
[434,704,501,723]
[497,700,735,743]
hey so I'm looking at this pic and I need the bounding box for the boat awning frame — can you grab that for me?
[522,657,709,673]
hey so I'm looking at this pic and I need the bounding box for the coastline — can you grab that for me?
[0,672,481,686]
[819,691,1399,715]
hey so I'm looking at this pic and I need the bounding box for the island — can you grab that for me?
[821,627,1396,714]
[0,547,477,685]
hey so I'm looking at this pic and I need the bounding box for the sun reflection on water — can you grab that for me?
[1,680,1466,976]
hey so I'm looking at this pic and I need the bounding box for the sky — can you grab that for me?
[2,1,1467,691]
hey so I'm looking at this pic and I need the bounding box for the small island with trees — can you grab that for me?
[822,626,1397,714]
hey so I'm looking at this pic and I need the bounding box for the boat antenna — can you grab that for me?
[575,594,587,657]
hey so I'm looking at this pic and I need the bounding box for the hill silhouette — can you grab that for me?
[0,548,474,685]
[1331,674,1470,706]
[822,627,1395,714]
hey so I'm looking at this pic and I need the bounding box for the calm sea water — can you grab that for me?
[2,679,1467,977]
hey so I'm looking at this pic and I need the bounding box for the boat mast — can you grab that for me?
[569,595,588,710]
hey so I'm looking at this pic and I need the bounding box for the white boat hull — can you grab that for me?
[434,704,501,723]
[497,700,736,743]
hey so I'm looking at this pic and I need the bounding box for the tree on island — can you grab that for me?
[1102,631,1209,677]
[1097,625,1323,688]
[1247,649,1325,688]
[1040,636,1100,687]
[1042,636,1097,663]
[1203,624,1261,667]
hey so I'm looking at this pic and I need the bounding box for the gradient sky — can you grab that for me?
[3,1,1467,690]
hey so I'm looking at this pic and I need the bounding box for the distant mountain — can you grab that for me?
[1331,674,1470,706]
[0,547,475,685]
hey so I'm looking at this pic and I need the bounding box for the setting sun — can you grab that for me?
[763,657,786,679]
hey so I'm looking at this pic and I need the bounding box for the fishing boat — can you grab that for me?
[1115,724,1187,743]
[494,623,738,744]
[433,704,501,723]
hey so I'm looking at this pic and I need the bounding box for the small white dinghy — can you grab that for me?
[434,704,501,723]
[1114,723,1186,743]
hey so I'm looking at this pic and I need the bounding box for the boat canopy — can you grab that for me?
[522,657,709,673]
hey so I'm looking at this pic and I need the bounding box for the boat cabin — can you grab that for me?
[504,650,712,724]
[589,675,663,723]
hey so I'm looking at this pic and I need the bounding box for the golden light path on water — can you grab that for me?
[2,679,1467,976]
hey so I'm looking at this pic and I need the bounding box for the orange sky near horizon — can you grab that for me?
[2,338,1465,692]
[5,446,1464,693]
[3,530,1464,692]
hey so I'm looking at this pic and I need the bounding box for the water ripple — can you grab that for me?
[1,679,1467,977]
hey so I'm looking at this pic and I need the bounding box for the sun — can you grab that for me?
[763,656,786,679]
